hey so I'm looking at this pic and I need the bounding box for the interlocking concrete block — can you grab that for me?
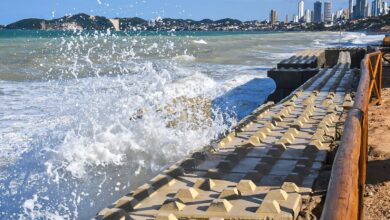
[281,182,300,193]
[274,141,288,151]
[237,180,257,194]
[266,122,276,130]
[244,170,263,182]
[97,208,130,220]
[194,178,216,191]
[303,141,323,154]
[280,108,290,118]
[217,160,235,171]
[218,132,236,148]
[150,175,172,190]
[179,158,196,170]
[264,189,289,201]
[218,138,230,148]
[303,98,314,106]
[287,128,299,136]
[219,188,240,200]
[280,193,302,219]
[283,100,297,108]
[272,115,283,125]
[164,165,184,178]
[160,198,186,211]
[249,137,262,146]
[293,166,311,176]
[312,130,325,142]
[114,196,139,212]
[207,199,233,213]
[292,120,304,130]
[322,99,333,107]
[226,153,240,163]
[257,200,281,215]
[234,147,251,157]
[156,213,178,220]
[267,148,283,157]
[299,115,309,123]
[255,162,273,174]
[206,168,222,179]
[175,188,199,203]
[132,183,153,201]
[249,130,268,146]
[285,173,303,185]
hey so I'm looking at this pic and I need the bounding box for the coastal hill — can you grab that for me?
[4,13,247,31]
[6,14,115,31]
[3,13,390,32]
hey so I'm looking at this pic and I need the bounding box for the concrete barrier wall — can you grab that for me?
[325,48,366,68]
[267,68,319,103]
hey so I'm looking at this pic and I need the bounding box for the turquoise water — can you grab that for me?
[0,30,384,219]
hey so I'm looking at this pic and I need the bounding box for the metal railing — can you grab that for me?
[321,51,382,220]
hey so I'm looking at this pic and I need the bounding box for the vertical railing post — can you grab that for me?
[379,53,383,103]
[358,109,368,220]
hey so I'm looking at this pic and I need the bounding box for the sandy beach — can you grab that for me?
[364,67,390,219]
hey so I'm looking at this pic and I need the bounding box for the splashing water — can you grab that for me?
[0,30,384,219]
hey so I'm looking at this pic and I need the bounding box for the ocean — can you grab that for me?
[0,30,384,219]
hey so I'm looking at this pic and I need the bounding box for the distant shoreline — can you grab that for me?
[1,13,390,33]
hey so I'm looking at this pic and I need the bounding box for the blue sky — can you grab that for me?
[0,0,348,25]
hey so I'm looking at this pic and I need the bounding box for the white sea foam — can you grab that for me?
[193,39,208,45]
[172,54,196,62]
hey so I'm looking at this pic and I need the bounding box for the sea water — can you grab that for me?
[0,30,384,219]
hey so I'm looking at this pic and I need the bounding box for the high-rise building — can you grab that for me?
[293,15,299,23]
[305,9,312,23]
[285,14,289,23]
[314,1,322,23]
[384,2,389,15]
[350,0,355,19]
[372,0,384,16]
[365,1,370,17]
[324,1,333,22]
[356,0,368,18]
[372,1,377,16]
[298,0,305,21]
[270,9,278,24]
[378,0,384,15]
[311,10,314,22]
[336,9,345,19]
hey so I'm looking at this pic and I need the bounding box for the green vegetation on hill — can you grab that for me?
[5,13,114,30]
[6,18,46,29]
[4,13,390,32]
[50,13,113,30]
[338,14,390,32]
[119,17,148,30]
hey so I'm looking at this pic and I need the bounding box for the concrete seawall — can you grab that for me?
[268,48,366,103]
[94,47,365,220]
